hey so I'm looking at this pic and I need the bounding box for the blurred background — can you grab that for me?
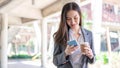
[0,0,120,68]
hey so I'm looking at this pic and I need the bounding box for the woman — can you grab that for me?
[53,2,95,68]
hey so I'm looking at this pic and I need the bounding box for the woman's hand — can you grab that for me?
[84,46,94,59]
[65,45,78,56]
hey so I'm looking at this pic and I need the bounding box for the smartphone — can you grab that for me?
[67,40,78,46]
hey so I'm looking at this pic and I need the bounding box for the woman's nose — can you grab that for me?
[71,18,75,24]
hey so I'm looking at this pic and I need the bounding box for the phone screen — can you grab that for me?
[67,40,78,46]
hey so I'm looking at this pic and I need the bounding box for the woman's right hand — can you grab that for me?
[65,45,78,56]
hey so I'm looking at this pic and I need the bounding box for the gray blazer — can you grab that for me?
[53,28,95,68]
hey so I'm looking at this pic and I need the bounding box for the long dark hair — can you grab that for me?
[53,2,82,45]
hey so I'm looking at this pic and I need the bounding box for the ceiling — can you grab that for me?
[0,0,120,25]
[0,0,64,25]
[0,0,58,18]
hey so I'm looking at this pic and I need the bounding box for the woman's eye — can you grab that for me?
[74,17,78,19]
[67,18,71,20]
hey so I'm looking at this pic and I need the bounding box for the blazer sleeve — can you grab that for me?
[87,31,96,64]
[53,43,69,66]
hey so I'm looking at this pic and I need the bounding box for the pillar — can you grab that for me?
[33,21,41,54]
[0,14,8,68]
[48,24,55,56]
[91,0,102,54]
[106,27,111,54]
[117,30,120,52]
[41,19,48,68]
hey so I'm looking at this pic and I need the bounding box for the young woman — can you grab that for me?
[53,2,95,68]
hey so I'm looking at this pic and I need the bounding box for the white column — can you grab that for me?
[41,19,48,68]
[0,14,8,68]
[91,0,102,54]
[33,21,41,54]
[106,27,112,68]
[117,30,120,50]
[106,27,111,54]
[48,25,54,55]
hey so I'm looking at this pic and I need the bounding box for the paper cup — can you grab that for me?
[80,42,89,54]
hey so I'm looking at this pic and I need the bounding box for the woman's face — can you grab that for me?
[66,10,80,29]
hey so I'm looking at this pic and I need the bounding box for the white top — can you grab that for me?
[69,29,84,68]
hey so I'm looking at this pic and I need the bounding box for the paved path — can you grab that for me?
[8,59,56,68]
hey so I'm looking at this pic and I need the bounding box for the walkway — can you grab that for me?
[8,59,56,68]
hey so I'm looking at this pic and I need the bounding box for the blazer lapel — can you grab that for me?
[80,27,89,68]
[81,27,89,42]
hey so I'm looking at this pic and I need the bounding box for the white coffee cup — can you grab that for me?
[80,42,90,55]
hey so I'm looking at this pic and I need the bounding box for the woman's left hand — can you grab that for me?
[84,46,94,59]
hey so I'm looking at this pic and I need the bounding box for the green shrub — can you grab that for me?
[8,54,33,59]
[96,52,109,64]
[103,54,109,64]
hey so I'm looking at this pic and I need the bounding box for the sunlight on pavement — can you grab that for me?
[20,61,41,66]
